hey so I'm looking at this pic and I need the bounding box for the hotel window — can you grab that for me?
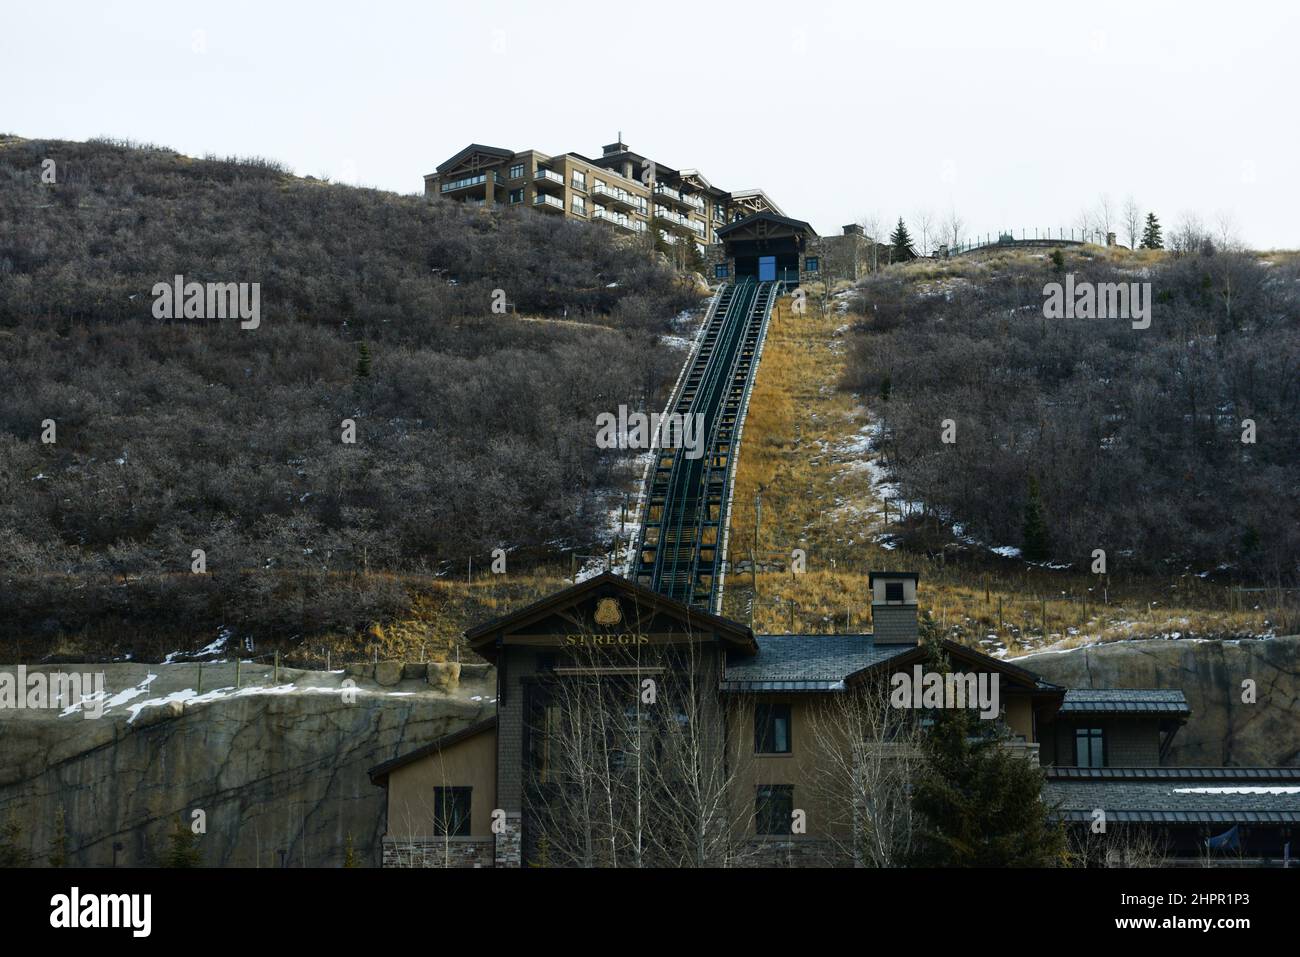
[594,178,605,191]
[572,195,586,215]
[805,257,820,273]
[755,703,792,754]
[508,188,523,205]
[572,170,586,190]
[432,786,472,837]
[509,163,524,180]
[1074,727,1105,768]
[715,264,729,279]
[755,785,794,836]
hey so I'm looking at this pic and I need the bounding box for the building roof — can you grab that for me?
[1059,689,1191,715]
[722,634,906,691]
[1045,767,1300,824]
[367,715,497,785]
[726,189,786,217]
[716,211,816,240]
[462,572,757,661]
[721,634,1065,696]
[434,144,515,174]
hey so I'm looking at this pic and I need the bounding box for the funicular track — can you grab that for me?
[634,279,781,612]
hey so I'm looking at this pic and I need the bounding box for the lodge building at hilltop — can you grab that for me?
[370,572,1300,868]
[426,139,878,284]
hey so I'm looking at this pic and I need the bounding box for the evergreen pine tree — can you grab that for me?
[0,812,32,867]
[1021,475,1051,562]
[48,805,67,867]
[162,819,202,867]
[910,701,1066,866]
[880,374,892,403]
[355,342,372,379]
[908,644,1065,866]
[1140,212,1163,249]
[889,217,917,261]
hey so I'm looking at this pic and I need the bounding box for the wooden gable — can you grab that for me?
[464,572,756,662]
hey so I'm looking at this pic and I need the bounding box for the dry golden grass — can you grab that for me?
[719,289,1293,653]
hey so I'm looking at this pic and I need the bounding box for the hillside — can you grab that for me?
[721,250,1298,654]
[0,136,703,658]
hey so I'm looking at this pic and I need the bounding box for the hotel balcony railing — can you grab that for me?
[593,184,647,209]
[534,168,565,187]
[654,184,704,212]
[533,193,565,211]
[653,204,687,224]
[658,229,678,246]
[441,171,503,193]
[655,207,706,236]
[594,209,636,231]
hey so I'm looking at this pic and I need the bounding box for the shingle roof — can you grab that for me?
[1045,767,1300,824]
[1059,689,1191,715]
[721,634,908,691]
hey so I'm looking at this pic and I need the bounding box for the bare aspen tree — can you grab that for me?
[1123,196,1142,250]
[914,208,934,258]
[1067,823,1170,868]
[1094,193,1115,243]
[521,632,759,867]
[945,207,964,253]
[805,678,923,867]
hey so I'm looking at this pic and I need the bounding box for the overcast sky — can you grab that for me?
[6,0,1298,248]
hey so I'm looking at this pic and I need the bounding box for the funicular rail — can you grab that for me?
[634,279,781,611]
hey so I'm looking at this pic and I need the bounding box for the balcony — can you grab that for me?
[534,168,565,188]
[533,193,565,212]
[440,172,503,194]
[593,209,636,231]
[593,183,647,211]
[654,183,704,212]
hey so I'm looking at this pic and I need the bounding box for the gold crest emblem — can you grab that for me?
[593,597,623,627]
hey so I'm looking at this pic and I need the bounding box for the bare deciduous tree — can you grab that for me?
[1123,196,1142,251]
[806,680,922,867]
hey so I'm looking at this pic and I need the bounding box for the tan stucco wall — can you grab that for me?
[385,729,497,839]
[728,696,845,841]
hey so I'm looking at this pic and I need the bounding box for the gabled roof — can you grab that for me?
[367,715,497,786]
[722,634,904,691]
[434,143,515,174]
[845,638,1066,695]
[1059,689,1191,715]
[716,211,816,239]
[726,189,786,217]
[722,635,1067,696]
[463,571,757,661]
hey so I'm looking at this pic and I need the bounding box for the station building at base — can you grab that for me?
[369,572,1300,868]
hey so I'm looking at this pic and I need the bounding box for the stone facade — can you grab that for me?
[494,813,522,868]
[740,839,843,868]
[382,837,494,868]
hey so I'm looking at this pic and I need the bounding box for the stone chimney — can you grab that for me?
[842,223,864,236]
[869,571,919,645]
